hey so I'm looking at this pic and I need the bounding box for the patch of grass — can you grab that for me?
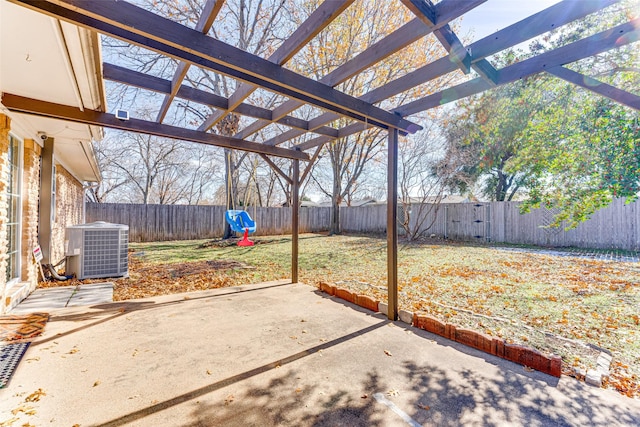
[87,233,639,397]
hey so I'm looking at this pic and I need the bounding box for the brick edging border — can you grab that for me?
[318,282,561,378]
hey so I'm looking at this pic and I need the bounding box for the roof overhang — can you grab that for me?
[0,0,105,182]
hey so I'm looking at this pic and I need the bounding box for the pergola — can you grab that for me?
[3,0,639,320]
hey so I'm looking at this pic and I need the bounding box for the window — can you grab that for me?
[5,134,22,284]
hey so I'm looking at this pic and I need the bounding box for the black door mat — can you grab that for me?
[0,342,31,388]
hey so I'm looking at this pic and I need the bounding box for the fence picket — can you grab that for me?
[86,200,640,250]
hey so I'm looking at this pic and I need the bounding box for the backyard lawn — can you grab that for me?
[54,233,639,398]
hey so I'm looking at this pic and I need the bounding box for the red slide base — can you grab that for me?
[238,228,254,246]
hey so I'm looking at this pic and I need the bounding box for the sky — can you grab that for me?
[455,0,562,42]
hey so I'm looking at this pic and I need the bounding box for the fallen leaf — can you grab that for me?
[387,389,400,397]
[68,348,79,354]
[0,418,19,427]
[224,395,234,405]
[295,388,302,393]
[12,405,34,415]
[206,370,212,375]
[25,389,46,402]
[361,394,368,399]
[384,350,393,357]
[418,404,430,410]
[93,381,101,387]
[524,366,534,372]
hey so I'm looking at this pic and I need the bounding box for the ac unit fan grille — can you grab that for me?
[120,229,129,273]
[82,229,128,278]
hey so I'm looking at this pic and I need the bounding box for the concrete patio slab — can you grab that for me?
[9,282,114,313]
[1,281,639,426]
[67,283,115,308]
[8,286,76,313]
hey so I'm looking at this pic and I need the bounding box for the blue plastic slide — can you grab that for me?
[225,210,257,233]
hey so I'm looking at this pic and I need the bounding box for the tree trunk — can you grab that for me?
[219,114,240,239]
[223,149,235,239]
[329,178,342,235]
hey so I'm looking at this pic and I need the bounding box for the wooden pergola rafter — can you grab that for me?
[4,0,639,320]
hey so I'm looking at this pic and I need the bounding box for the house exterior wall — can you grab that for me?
[21,138,42,287]
[0,112,88,313]
[50,165,84,265]
[0,114,11,310]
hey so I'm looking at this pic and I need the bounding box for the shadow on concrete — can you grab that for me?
[94,321,388,427]
[313,289,560,387]
[32,281,294,347]
[175,359,638,427]
[88,356,639,427]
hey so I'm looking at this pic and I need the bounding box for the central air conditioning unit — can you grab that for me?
[65,221,129,280]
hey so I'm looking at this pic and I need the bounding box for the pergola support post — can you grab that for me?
[387,128,398,320]
[38,136,55,264]
[292,158,300,283]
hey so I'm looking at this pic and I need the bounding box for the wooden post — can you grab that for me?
[387,128,398,320]
[39,137,55,264]
[292,158,300,283]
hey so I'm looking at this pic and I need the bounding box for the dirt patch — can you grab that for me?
[137,259,254,279]
[197,237,289,248]
[39,257,259,302]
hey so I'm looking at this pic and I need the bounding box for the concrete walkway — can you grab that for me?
[9,282,114,314]
[1,281,639,426]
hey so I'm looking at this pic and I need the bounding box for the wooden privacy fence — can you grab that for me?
[86,198,640,250]
[339,198,640,251]
[85,203,330,242]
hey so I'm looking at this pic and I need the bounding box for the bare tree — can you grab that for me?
[398,114,452,240]
[294,0,461,234]
[91,130,220,205]
[101,0,296,211]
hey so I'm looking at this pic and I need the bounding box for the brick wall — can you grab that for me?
[0,114,10,297]
[50,165,84,265]
[21,139,42,286]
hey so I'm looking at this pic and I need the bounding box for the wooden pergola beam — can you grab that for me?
[364,0,622,106]
[400,0,499,83]
[236,0,484,141]
[156,0,224,123]
[198,0,355,132]
[291,159,300,283]
[250,0,613,151]
[1,93,309,161]
[248,3,633,154]
[547,66,640,111]
[103,63,339,138]
[258,154,292,185]
[387,128,399,321]
[294,121,375,151]
[396,18,640,116]
[13,0,420,134]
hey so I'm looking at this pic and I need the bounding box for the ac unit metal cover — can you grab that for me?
[65,221,129,280]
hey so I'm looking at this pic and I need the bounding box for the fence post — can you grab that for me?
[485,204,491,243]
